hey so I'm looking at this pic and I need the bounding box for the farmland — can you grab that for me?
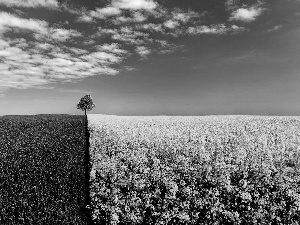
[88,114,300,224]
[0,115,90,224]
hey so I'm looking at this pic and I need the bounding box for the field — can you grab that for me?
[0,115,90,224]
[88,114,300,224]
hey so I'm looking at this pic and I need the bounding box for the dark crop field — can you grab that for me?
[0,114,90,224]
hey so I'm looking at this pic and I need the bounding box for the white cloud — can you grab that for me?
[34,42,54,51]
[96,43,128,55]
[113,12,147,24]
[172,10,199,23]
[91,7,121,18]
[0,47,23,57]
[138,23,163,32]
[136,46,151,57]
[0,38,122,91]
[69,47,89,55]
[0,12,48,34]
[99,28,118,35]
[77,14,94,23]
[132,11,147,22]
[111,28,150,45]
[50,28,82,42]
[0,0,58,8]
[112,0,157,11]
[230,6,264,22]
[187,24,244,35]
[77,6,122,22]
[81,51,122,64]
[0,39,10,49]
[164,20,179,29]
[0,0,253,92]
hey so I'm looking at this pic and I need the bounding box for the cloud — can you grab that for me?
[113,11,147,24]
[164,20,179,29]
[225,0,239,11]
[267,25,282,32]
[136,46,151,58]
[112,0,157,11]
[0,12,48,34]
[0,39,10,49]
[0,0,255,92]
[171,9,199,23]
[95,43,128,55]
[77,14,94,23]
[50,28,82,42]
[68,47,89,55]
[138,23,163,32]
[90,6,122,19]
[0,0,58,8]
[109,27,151,45]
[0,46,24,57]
[229,6,264,22]
[80,51,122,64]
[187,24,244,35]
[0,37,122,91]
[157,41,183,54]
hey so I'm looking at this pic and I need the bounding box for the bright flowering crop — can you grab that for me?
[88,114,300,225]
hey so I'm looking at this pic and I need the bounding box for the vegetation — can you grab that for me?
[77,95,96,115]
[88,115,300,225]
[0,115,89,224]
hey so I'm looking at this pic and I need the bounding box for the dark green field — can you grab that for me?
[0,115,91,224]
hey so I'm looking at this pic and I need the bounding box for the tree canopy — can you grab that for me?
[77,95,95,115]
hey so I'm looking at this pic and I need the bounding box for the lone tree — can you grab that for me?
[77,94,95,115]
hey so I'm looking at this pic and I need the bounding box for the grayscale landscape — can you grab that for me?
[0,0,300,224]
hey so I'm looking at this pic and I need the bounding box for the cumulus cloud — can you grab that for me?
[164,20,179,29]
[0,12,48,34]
[230,6,264,22]
[95,43,128,55]
[113,11,147,24]
[0,0,58,8]
[136,46,151,58]
[0,36,123,90]
[138,23,163,32]
[80,51,122,64]
[0,39,10,49]
[0,0,255,92]
[90,6,122,18]
[171,9,199,23]
[0,12,83,43]
[68,47,89,55]
[108,27,151,45]
[50,28,82,42]
[187,24,244,35]
[112,0,157,11]
[77,14,94,23]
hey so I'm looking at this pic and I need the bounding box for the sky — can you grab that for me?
[0,0,300,116]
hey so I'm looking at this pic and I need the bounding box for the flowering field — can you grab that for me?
[0,115,89,224]
[88,114,300,224]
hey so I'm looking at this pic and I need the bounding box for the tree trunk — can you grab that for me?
[84,109,86,116]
